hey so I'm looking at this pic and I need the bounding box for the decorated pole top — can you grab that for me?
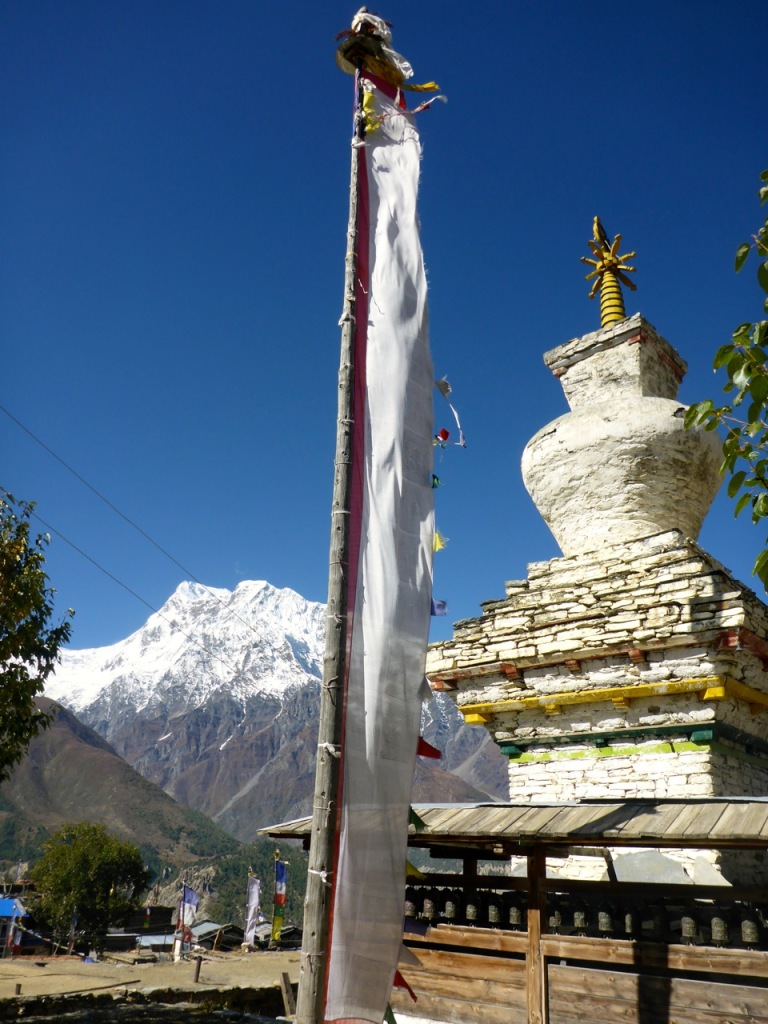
[581,217,637,327]
[335,7,439,92]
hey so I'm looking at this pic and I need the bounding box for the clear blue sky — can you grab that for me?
[3,1,767,650]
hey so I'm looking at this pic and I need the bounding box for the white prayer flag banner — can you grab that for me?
[244,875,261,946]
[324,71,434,1024]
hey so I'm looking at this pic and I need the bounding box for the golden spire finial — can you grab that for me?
[581,217,637,327]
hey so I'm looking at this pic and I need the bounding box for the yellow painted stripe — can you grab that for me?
[457,675,768,720]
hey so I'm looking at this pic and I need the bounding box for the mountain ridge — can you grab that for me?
[0,697,239,870]
[46,579,508,841]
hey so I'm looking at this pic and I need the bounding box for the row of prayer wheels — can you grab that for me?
[545,900,764,947]
[404,886,525,930]
[404,887,766,948]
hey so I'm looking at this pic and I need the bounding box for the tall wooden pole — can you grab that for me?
[295,77,364,1024]
[526,846,547,1024]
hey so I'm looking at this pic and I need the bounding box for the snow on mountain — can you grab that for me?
[44,578,508,839]
[47,579,327,714]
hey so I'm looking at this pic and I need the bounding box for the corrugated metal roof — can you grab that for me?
[260,799,768,850]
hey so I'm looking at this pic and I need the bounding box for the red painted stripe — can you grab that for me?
[361,69,407,108]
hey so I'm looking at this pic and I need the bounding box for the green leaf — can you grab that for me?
[749,375,768,407]
[727,354,746,381]
[735,243,751,272]
[753,493,768,520]
[735,492,751,517]
[683,406,700,430]
[694,398,713,419]
[758,261,768,295]
[713,343,735,369]
[728,470,746,497]
[733,363,751,391]
[733,323,752,342]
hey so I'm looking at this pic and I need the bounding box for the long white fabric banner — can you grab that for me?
[324,73,434,1024]
[244,874,261,946]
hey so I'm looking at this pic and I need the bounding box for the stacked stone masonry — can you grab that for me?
[427,530,768,807]
[431,317,768,884]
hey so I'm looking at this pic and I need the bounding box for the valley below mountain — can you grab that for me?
[0,697,238,870]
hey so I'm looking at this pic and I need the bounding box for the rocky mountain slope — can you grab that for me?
[0,698,238,870]
[46,580,508,841]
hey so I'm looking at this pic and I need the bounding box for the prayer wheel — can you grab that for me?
[710,910,729,947]
[440,889,461,924]
[740,906,760,948]
[548,907,562,933]
[680,910,697,944]
[420,888,437,923]
[486,890,503,927]
[404,887,417,919]
[464,890,482,926]
[572,902,589,936]
[505,895,524,931]
[597,903,614,936]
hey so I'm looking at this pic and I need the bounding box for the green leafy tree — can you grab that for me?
[30,822,151,943]
[0,492,73,782]
[686,170,768,586]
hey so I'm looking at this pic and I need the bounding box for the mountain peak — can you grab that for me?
[46,579,326,714]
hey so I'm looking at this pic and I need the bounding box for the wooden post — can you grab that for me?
[295,75,364,1024]
[281,971,298,1017]
[527,846,547,1024]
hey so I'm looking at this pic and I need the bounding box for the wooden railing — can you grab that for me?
[393,873,768,1024]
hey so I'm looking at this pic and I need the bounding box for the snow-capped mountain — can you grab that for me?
[47,580,507,841]
[48,580,326,714]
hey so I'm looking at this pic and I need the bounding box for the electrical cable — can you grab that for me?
[0,403,277,650]
[19,500,248,679]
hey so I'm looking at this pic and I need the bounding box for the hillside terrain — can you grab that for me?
[0,697,238,873]
[44,580,508,841]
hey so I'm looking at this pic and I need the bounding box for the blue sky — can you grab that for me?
[3,0,767,650]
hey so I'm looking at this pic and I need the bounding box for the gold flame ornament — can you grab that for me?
[581,217,637,327]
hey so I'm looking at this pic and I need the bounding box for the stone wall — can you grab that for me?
[427,531,768,882]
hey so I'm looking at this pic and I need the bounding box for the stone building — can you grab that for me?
[427,312,768,883]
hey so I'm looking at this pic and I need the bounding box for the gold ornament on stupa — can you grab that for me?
[581,217,637,327]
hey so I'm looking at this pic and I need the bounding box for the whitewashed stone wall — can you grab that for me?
[508,747,715,802]
[428,319,768,885]
[429,531,768,686]
[521,316,722,556]
[427,530,768,820]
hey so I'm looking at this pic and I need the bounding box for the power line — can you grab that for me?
[0,403,272,648]
[1,403,190,573]
[19,499,248,679]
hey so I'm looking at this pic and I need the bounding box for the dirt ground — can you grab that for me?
[0,949,300,1002]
